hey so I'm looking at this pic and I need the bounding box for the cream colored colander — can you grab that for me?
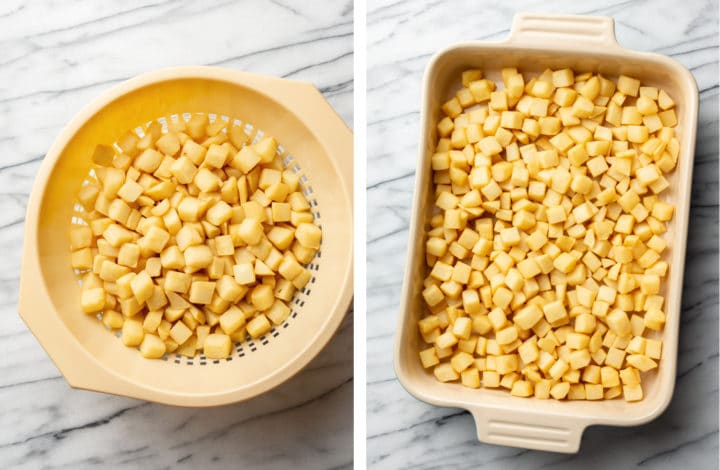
[19,67,353,406]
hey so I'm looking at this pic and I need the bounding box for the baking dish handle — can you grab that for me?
[469,407,586,453]
[508,12,622,51]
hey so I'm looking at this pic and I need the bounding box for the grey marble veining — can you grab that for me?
[367,0,718,468]
[0,1,352,469]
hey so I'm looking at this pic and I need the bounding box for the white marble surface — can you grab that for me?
[367,0,718,468]
[0,1,353,469]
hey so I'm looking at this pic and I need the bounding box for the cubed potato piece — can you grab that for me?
[247,314,272,338]
[170,157,198,184]
[102,310,124,329]
[219,305,247,335]
[143,226,170,253]
[294,222,321,250]
[623,384,643,402]
[510,380,533,397]
[122,318,144,346]
[133,148,163,173]
[140,334,166,359]
[71,248,94,271]
[70,226,93,250]
[81,287,106,313]
[169,321,193,345]
[204,333,232,359]
[189,281,216,305]
[165,270,192,293]
[268,226,295,251]
[130,271,154,304]
[235,218,263,245]
[264,299,290,325]
[233,263,256,285]
[215,275,246,303]
[434,363,460,382]
[230,146,261,173]
[206,201,233,226]
[550,381,570,400]
[184,245,213,271]
[117,243,140,268]
[250,284,274,310]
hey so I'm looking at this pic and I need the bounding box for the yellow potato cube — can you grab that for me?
[543,300,567,323]
[133,148,163,173]
[142,226,170,253]
[247,314,272,338]
[419,347,440,368]
[266,300,291,325]
[102,310,124,329]
[644,309,666,331]
[651,201,674,221]
[434,363,460,382]
[117,243,140,268]
[169,321,193,345]
[117,179,144,203]
[165,270,192,294]
[461,368,481,388]
[189,281,216,304]
[553,253,577,274]
[184,245,213,271]
[623,384,643,402]
[204,333,232,359]
[170,156,198,184]
[71,248,93,270]
[233,263,256,285]
[122,318,144,347]
[237,218,264,245]
[205,201,233,226]
[81,287,106,313]
[510,380,533,397]
[250,284,275,310]
[140,334,166,359]
[231,146,261,174]
[217,305,246,335]
[130,271,154,304]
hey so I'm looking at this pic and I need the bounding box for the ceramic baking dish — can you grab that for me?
[395,13,698,453]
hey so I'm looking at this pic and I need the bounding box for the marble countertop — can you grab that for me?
[0,1,353,469]
[367,0,718,468]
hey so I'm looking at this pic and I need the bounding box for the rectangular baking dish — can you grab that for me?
[395,13,698,453]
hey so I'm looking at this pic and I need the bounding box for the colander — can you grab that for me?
[19,66,353,407]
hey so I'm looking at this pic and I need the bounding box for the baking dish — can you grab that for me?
[19,67,353,406]
[395,13,698,453]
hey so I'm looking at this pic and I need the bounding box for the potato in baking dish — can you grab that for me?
[419,68,678,402]
[70,114,321,360]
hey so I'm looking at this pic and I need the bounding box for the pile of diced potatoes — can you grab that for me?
[70,114,321,360]
[419,68,679,402]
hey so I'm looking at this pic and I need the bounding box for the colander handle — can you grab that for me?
[507,12,622,51]
[227,72,353,194]
[469,407,585,453]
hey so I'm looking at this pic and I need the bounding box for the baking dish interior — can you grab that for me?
[397,43,697,425]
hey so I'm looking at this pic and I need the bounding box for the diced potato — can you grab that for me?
[204,333,232,359]
[81,287,106,313]
[417,69,679,401]
[122,318,144,347]
[140,334,166,359]
[247,314,272,338]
